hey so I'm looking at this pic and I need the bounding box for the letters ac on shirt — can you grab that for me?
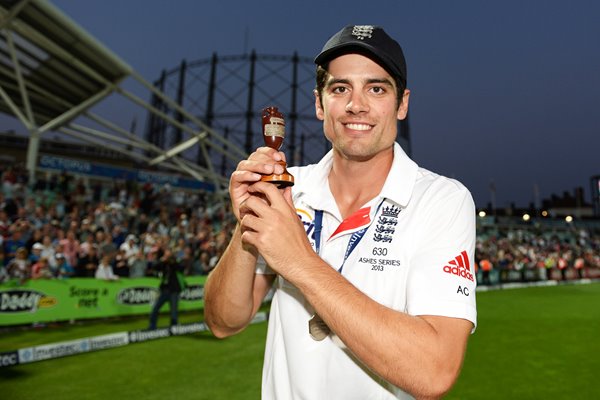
[442,250,475,282]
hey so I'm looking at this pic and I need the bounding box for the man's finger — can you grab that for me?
[240,192,271,218]
[247,181,286,209]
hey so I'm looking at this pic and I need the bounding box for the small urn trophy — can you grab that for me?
[260,106,294,188]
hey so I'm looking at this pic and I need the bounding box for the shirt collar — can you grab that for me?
[293,149,337,213]
[380,142,418,208]
[293,142,418,211]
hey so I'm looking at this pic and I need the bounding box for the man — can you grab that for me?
[204,25,477,399]
[148,248,185,329]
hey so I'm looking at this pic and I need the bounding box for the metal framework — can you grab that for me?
[146,52,412,176]
[0,0,247,197]
[0,0,411,197]
[146,52,329,175]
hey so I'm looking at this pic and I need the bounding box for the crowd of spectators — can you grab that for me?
[476,223,600,284]
[0,164,235,284]
[1,163,599,286]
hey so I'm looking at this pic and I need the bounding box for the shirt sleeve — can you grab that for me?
[405,181,477,331]
[255,255,276,275]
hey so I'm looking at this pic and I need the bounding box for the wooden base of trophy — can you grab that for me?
[261,160,294,188]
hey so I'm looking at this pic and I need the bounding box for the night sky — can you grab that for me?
[36,1,600,208]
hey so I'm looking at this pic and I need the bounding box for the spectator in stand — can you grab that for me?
[78,218,94,242]
[544,253,557,279]
[60,229,80,268]
[1,166,17,199]
[52,227,65,248]
[2,197,19,222]
[0,209,10,238]
[76,246,99,277]
[134,212,150,235]
[31,257,53,279]
[40,235,57,271]
[113,248,129,277]
[6,247,31,284]
[4,228,25,262]
[197,251,212,275]
[98,229,117,261]
[25,228,44,253]
[0,248,7,282]
[57,254,75,278]
[95,254,119,280]
[557,254,569,281]
[54,253,72,278]
[179,245,195,276]
[574,256,585,279]
[31,204,49,230]
[111,224,126,249]
[119,234,139,259]
[479,256,493,285]
[155,210,170,237]
[29,242,44,264]
[172,237,186,260]
[535,256,547,281]
[514,254,530,282]
[128,248,148,278]
[78,233,96,258]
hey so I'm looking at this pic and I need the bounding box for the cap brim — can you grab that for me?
[315,43,403,84]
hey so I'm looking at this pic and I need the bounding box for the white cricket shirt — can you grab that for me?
[258,143,477,400]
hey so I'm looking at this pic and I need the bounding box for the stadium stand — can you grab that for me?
[2,160,598,292]
[1,161,236,286]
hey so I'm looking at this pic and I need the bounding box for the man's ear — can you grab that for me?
[397,89,410,120]
[314,89,324,121]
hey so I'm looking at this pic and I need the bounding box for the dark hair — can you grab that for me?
[315,64,406,110]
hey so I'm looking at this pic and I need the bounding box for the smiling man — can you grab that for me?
[204,25,477,400]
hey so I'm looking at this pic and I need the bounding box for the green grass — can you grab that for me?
[1,313,265,400]
[1,283,599,399]
[447,282,600,399]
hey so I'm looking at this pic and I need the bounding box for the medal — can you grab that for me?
[308,314,330,341]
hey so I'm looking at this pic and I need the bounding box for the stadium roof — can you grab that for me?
[0,0,245,197]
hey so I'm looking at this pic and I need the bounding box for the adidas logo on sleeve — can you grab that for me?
[442,251,474,281]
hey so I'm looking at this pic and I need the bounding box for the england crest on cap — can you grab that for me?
[351,25,373,40]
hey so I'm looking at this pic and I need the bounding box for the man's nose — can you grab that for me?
[345,91,369,114]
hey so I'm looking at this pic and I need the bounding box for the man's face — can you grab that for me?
[315,54,409,162]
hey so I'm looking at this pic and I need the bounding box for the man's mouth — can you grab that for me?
[344,123,373,131]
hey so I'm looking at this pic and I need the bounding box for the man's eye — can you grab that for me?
[332,86,347,94]
[370,87,385,94]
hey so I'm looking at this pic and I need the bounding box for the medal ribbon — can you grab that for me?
[313,200,385,273]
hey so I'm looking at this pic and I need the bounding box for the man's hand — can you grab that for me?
[230,147,286,222]
[238,181,314,280]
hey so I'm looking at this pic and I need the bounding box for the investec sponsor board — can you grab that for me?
[1,318,261,368]
[117,284,204,305]
[90,332,129,350]
[170,322,207,336]
[129,328,171,343]
[18,339,89,363]
[0,351,19,367]
[0,289,57,312]
[128,322,207,342]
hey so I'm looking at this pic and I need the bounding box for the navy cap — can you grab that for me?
[315,25,407,88]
